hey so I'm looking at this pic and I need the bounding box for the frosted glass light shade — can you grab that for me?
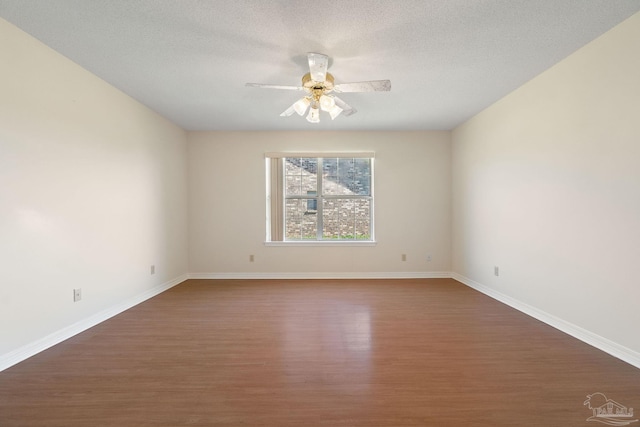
[306,106,320,123]
[329,105,343,120]
[293,97,311,116]
[319,95,336,112]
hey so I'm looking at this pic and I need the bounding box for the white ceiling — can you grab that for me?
[1,1,639,131]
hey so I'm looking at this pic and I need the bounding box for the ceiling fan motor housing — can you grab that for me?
[302,72,334,92]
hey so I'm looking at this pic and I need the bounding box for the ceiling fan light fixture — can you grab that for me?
[328,105,343,120]
[319,94,336,112]
[306,105,320,123]
[293,97,311,116]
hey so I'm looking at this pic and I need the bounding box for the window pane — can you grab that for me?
[285,158,318,196]
[322,158,340,195]
[322,158,370,196]
[322,198,370,240]
[306,191,317,211]
[354,199,371,239]
[353,158,371,196]
[285,199,317,240]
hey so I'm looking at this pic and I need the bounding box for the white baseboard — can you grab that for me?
[0,274,189,372]
[451,273,640,370]
[188,271,453,280]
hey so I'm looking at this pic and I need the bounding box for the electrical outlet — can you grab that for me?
[249,255,255,262]
[426,254,432,262]
[494,266,499,276]
[73,288,82,302]
[150,265,155,275]
[401,254,407,262]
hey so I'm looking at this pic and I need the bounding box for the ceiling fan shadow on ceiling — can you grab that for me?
[246,52,391,123]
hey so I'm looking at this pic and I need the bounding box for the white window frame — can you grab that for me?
[265,152,376,246]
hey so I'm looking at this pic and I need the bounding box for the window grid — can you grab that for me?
[283,157,372,241]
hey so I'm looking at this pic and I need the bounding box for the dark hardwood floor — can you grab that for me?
[1,278,638,426]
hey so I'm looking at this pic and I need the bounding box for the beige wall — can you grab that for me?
[452,13,640,355]
[0,18,189,360]
[188,131,451,277]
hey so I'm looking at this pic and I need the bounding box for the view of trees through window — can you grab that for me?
[284,157,372,240]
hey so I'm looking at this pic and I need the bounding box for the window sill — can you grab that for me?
[264,241,377,247]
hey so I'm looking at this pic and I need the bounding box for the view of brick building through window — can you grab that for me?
[284,157,372,240]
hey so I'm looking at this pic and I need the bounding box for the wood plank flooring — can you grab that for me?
[1,278,639,426]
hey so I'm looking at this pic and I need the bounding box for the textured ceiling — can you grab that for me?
[1,1,639,131]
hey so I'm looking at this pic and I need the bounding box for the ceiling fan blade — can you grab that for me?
[333,80,391,93]
[308,52,329,83]
[333,96,357,117]
[280,103,297,117]
[246,83,305,91]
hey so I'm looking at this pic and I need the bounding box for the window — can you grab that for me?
[266,153,374,242]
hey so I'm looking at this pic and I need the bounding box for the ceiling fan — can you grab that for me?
[246,53,391,123]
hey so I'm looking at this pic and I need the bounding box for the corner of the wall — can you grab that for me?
[0,273,189,372]
[451,272,640,370]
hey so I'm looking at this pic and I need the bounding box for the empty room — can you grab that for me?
[1,1,639,426]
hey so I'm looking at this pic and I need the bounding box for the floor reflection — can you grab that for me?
[281,301,372,393]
